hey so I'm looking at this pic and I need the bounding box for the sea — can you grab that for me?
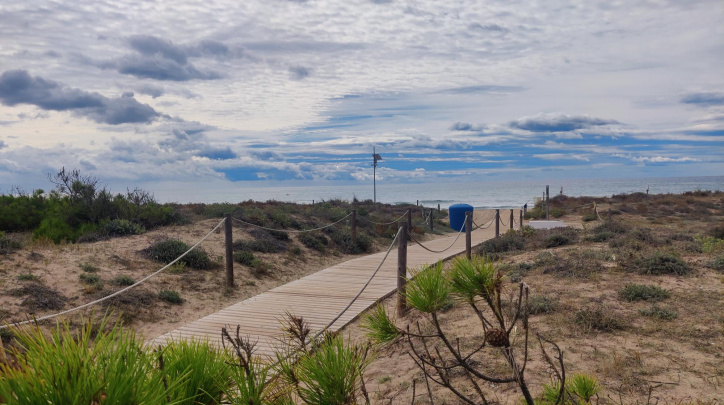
[159,176,723,209]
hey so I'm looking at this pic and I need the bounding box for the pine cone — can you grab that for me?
[485,328,509,347]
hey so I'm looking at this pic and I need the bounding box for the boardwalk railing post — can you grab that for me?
[407,209,412,233]
[351,209,357,246]
[397,223,408,318]
[465,211,472,260]
[495,209,500,238]
[510,209,514,231]
[546,185,550,220]
[430,209,434,232]
[224,213,234,288]
[519,209,523,230]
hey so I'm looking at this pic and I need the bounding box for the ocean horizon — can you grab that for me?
[155,175,724,209]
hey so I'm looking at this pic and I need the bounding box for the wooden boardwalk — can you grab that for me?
[149,210,511,355]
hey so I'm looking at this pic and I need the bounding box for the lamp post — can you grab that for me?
[372,147,382,203]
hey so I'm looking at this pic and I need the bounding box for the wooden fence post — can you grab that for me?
[510,209,514,231]
[465,211,472,260]
[351,209,357,245]
[519,209,523,229]
[224,214,234,288]
[429,209,434,232]
[546,185,550,220]
[438,203,440,212]
[495,209,500,238]
[397,222,408,318]
[407,209,412,233]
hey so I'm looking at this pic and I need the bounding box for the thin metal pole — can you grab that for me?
[224,214,234,288]
[397,223,408,318]
[546,185,550,220]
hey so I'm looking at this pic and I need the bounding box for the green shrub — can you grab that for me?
[233,251,256,266]
[233,238,286,253]
[709,254,724,271]
[544,234,571,248]
[290,246,302,256]
[574,306,626,332]
[100,219,146,237]
[640,304,677,320]
[163,339,232,404]
[268,229,290,241]
[10,284,67,310]
[80,263,100,273]
[619,284,670,302]
[633,251,690,276]
[16,273,40,281]
[529,295,558,315]
[159,290,184,304]
[585,231,615,242]
[0,231,22,254]
[299,233,328,252]
[592,221,630,234]
[112,275,136,286]
[79,273,101,284]
[582,211,598,222]
[143,239,214,270]
[479,231,525,255]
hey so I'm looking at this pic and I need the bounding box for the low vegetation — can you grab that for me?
[142,239,215,270]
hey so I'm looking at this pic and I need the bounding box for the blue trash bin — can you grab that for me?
[449,204,474,231]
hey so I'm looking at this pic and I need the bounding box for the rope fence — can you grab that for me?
[357,211,408,226]
[232,212,353,233]
[1,218,226,330]
[407,221,466,254]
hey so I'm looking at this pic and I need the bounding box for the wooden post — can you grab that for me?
[351,209,357,245]
[509,209,513,231]
[406,209,412,233]
[519,209,523,229]
[546,185,550,220]
[224,214,234,288]
[429,209,434,232]
[495,209,500,238]
[465,211,472,260]
[397,222,408,318]
[416,200,419,206]
[438,203,440,212]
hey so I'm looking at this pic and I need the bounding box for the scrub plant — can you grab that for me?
[363,255,568,405]
[162,339,232,405]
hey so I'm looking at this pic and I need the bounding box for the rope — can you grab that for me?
[1,219,226,330]
[357,211,408,226]
[314,227,402,337]
[407,221,466,254]
[232,212,352,233]
[499,216,509,227]
[472,218,494,230]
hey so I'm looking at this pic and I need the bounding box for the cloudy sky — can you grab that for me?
[1,0,723,197]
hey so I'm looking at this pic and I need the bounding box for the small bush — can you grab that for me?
[544,234,571,248]
[16,273,40,281]
[10,284,66,310]
[529,295,558,315]
[100,219,146,237]
[505,262,532,283]
[233,238,286,253]
[619,284,670,302]
[80,263,100,273]
[574,306,625,332]
[708,225,724,240]
[634,251,690,276]
[585,231,615,242]
[268,229,290,241]
[582,211,598,222]
[290,246,302,256]
[709,254,724,271]
[142,239,214,269]
[299,233,328,252]
[640,304,677,320]
[234,251,256,266]
[479,231,525,255]
[112,275,136,286]
[79,273,101,284]
[0,231,22,254]
[159,289,184,304]
[593,221,630,234]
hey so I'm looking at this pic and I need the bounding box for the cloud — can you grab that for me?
[450,122,485,131]
[613,154,700,163]
[0,70,160,125]
[681,91,724,107]
[509,113,620,132]
[99,35,224,81]
[0,140,6,149]
[468,23,509,33]
[289,66,311,80]
[438,85,524,94]
[135,84,165,98]
[196,146,237,160]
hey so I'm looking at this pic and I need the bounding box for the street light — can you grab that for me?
[372,147,382,203]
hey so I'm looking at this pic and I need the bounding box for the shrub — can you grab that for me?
[707,225,724,239]
[142,239,214,270]
[574,306,626,332]
[582,211,598,222]
[159,289,184,304]
[80,263,100,273]
[529,295,558,315]
[619,284,670,302]
[592,221,630,234]
[634,251,690,276]
[79,273,101,284]
[268,229,290,241]
[544,234,571,248]
[640,304,678,320]
[163,339,232,404]
[16,273,40,281]
[709,254,724,271]
[478,231,525,255]
[234,251,256,266]
[112,275,136,286]
[0,231,22,254]
[10,284,66,310]
[100,218,146,237]
[585,231,615,242]
[299,233,328,252]
[233,238,286,253]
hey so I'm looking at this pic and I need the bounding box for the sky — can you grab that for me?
[0,0,723,198]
